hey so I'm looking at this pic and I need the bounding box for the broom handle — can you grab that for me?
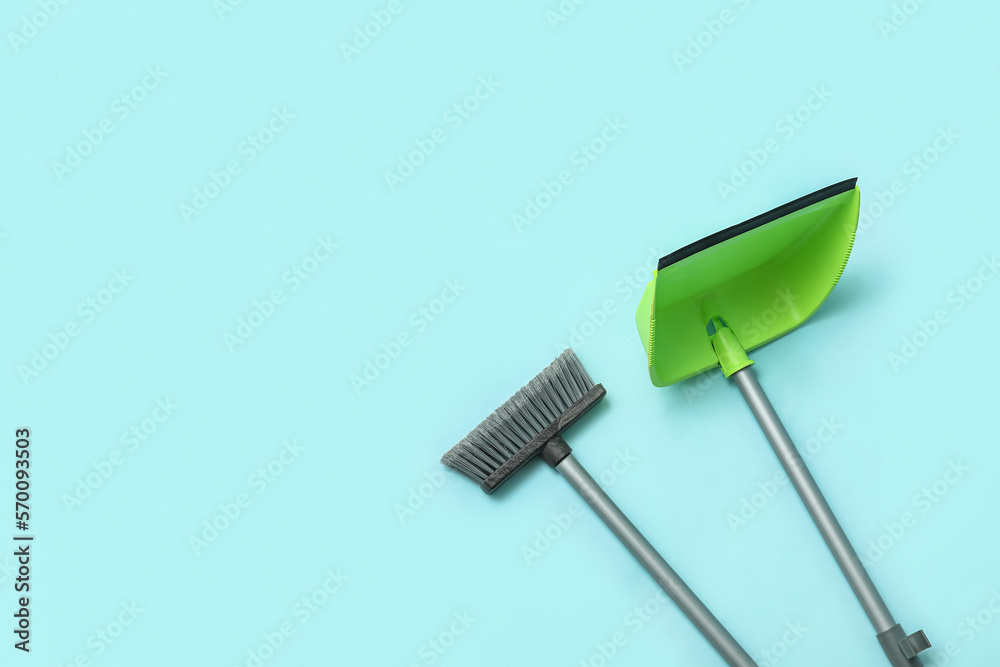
[556,453,758,667]
[731,367,926,666]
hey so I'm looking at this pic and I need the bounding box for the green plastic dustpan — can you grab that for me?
[636,178,860,385]
[634,178,931,667]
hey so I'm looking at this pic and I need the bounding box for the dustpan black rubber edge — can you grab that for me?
[657,177,858,270]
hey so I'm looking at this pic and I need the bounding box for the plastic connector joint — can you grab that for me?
[707,316,754,377]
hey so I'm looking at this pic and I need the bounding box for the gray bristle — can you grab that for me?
[441,349,595,484]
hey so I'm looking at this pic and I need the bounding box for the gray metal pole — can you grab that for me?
[731,367,927,666]
[556,453,757,667]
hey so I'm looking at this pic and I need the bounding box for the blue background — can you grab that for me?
[2,0,999,665]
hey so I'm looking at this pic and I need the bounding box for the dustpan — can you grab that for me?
[636,178,930,667]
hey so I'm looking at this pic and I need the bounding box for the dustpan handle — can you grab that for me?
[731,367,928,666]
[554,447,758,667]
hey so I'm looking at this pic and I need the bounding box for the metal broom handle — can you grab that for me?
[555,449,758,667]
